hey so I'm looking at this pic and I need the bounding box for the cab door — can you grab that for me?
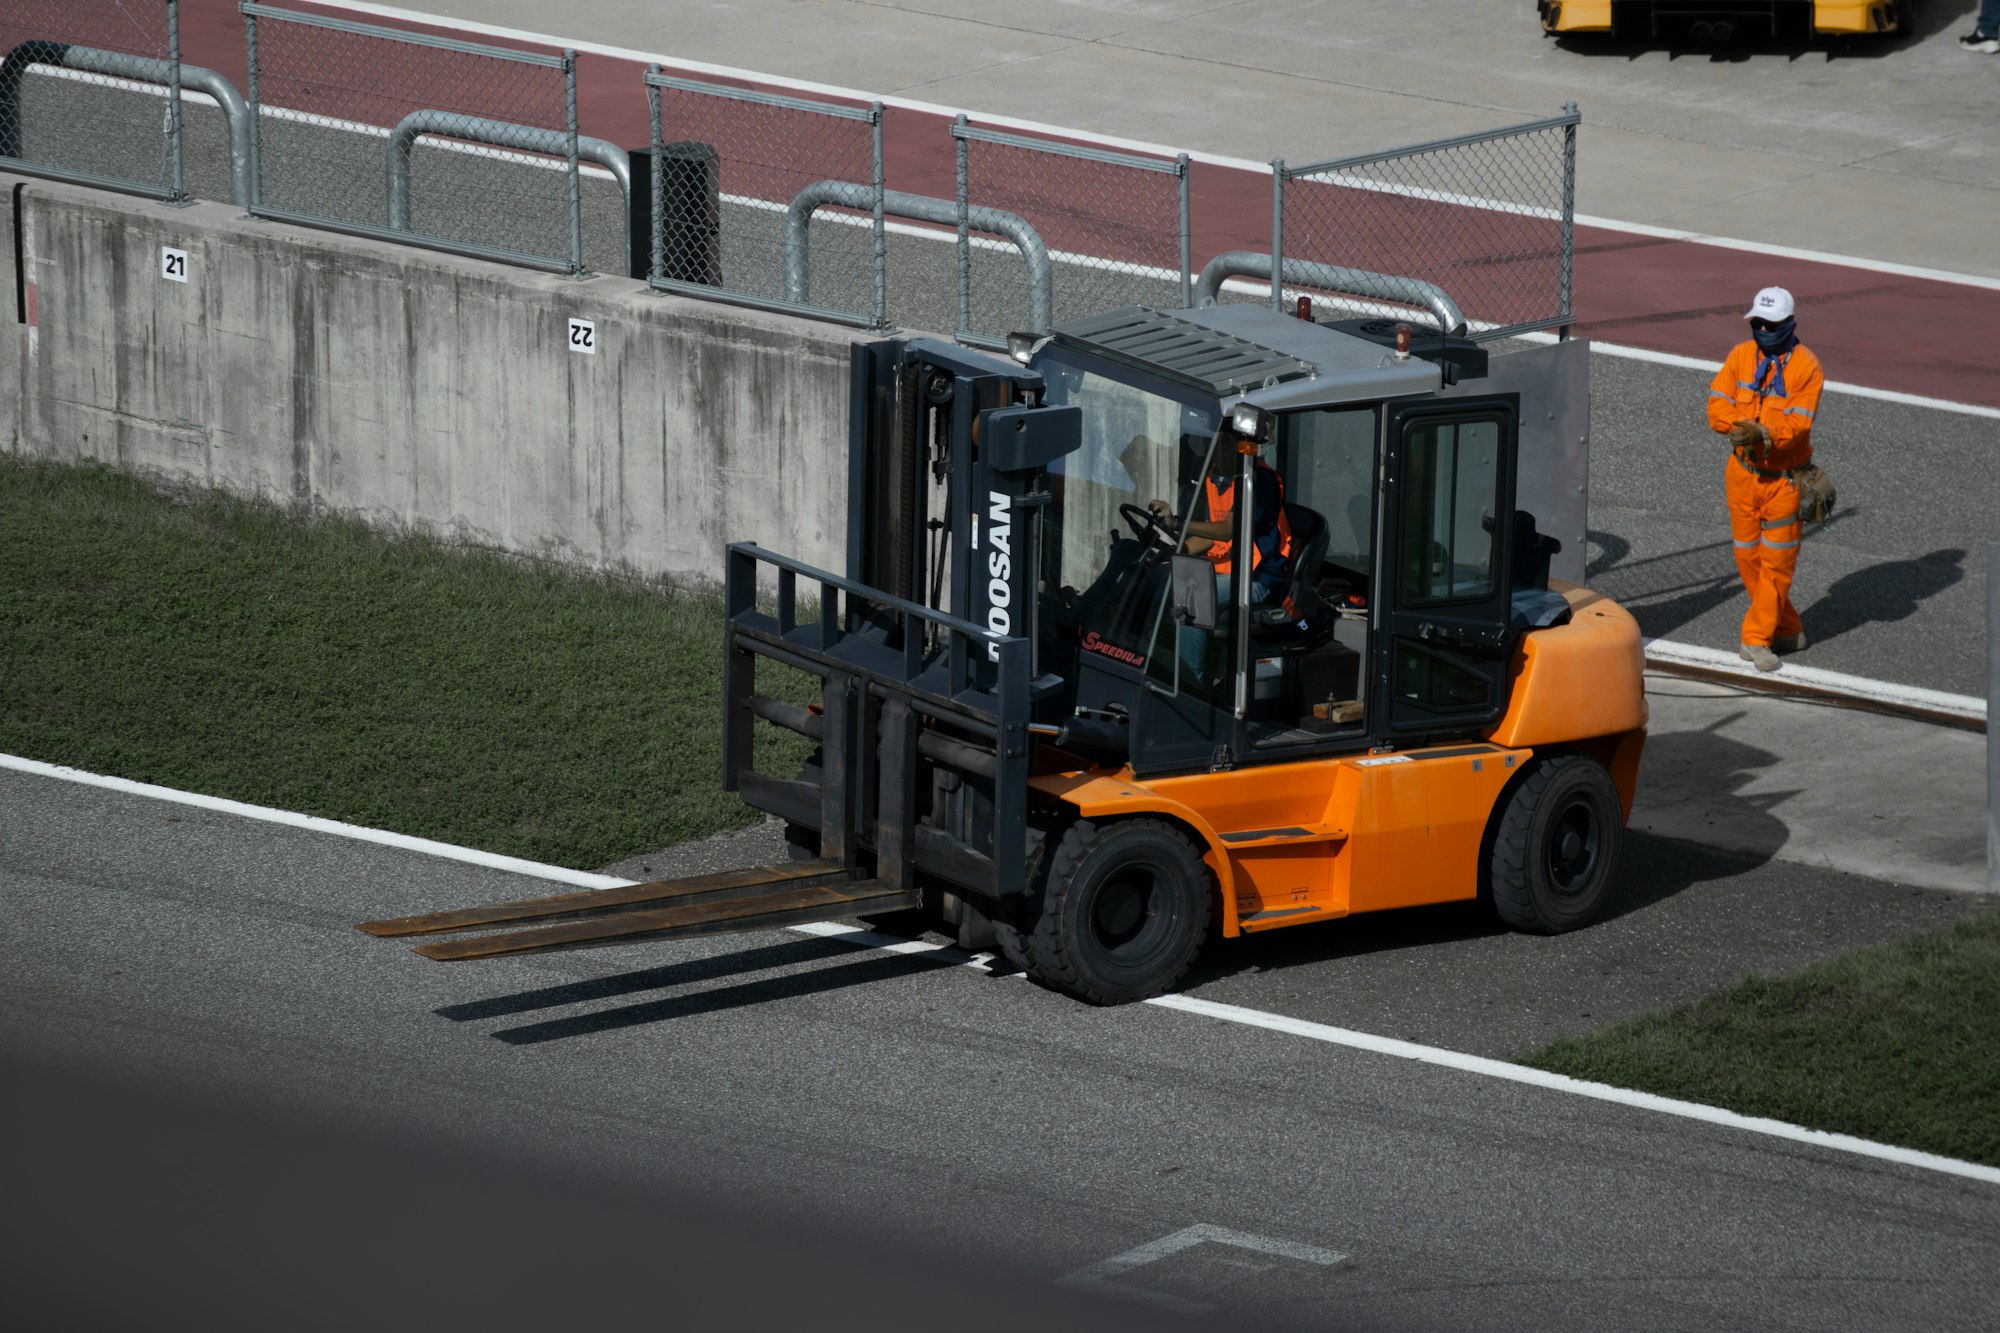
[1374,396,1518,741]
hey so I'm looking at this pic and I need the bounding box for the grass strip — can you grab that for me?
[0,454,809,869]
[1521,908,2000,1167]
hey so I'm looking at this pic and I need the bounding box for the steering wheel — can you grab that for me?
[1118,502,1178,547]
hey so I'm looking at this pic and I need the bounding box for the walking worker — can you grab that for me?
[1706,286,1823,673]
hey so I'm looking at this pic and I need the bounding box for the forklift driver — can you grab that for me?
[1151,434,1293,683]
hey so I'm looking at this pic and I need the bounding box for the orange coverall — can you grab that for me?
[1706,340,1823,647]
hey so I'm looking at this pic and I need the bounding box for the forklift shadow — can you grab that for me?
[438,935,960,1044]
[1631,708,1797,862]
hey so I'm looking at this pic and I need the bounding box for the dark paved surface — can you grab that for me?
[6,766,1998,1331]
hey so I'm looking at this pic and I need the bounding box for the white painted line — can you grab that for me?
[1516,332,2000,419]
[10,752,1998,1189]
[1644,638,1987,721]
[305,0,2000,292]
[31,65,227,110]
[1147,994,2000,1189]
[0,753,628,890]
[1056,1223,1347,1314]
[1568,214,2000,294]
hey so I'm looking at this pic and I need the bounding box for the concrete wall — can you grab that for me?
[0,174,865,582]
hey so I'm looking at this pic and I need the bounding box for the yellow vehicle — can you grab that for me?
[362,298,1646,1005]
[1539,0,1917,39]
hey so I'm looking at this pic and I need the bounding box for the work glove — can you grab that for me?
[1727,420,1771,462]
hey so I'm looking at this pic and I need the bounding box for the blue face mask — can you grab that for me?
[1752,318,1796,353]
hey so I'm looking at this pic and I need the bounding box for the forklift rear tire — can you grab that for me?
[1488,753,1623,933]
[1024,818,1212,1004]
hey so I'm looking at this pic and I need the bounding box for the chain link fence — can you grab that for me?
[3,4,1581,342]
[242,3,607,274]
[954,119,1188,346]
[0,0,186,200]
[646,70,883,326]
[1274,105,1578,341]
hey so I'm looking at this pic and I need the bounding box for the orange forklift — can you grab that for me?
[362,302,1646,1004]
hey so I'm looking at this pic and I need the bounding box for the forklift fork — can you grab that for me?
[356,859,916,961]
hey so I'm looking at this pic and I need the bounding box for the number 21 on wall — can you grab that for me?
[161,247,188,283]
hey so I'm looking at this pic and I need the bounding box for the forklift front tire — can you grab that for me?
[1025,818,1212,1005]
[1488,753,1623,934]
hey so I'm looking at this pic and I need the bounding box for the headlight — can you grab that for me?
[1228,402,1271,442]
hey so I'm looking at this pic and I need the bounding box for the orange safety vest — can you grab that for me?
[1202,462,1292,576]
[1706,340,1823,472]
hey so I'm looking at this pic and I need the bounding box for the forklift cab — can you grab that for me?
[1026,305,1555,780]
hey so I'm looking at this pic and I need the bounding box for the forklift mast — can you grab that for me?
[726,339,1082,904]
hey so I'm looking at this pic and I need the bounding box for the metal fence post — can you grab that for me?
[1989,541,1998,892]
[1176,151,1191,310]
[1269,158,1284,312]
[955,114,970,340]
[165,0,186,201]
[242,6,260,208]
[871,102,886,328]
[563,49,582,274]
[646,64,662,284]
[1560,102,1577,340]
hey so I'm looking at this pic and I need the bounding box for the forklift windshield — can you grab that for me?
[1036,348,1218,671]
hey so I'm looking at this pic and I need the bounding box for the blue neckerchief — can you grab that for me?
[1753,350,1792,399]
[1752,322,1797,397]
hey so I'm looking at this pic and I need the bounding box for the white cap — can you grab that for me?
[1744,287,1796,322]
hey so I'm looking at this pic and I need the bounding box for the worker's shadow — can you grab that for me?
[1801,547,1965,647]
[436,934,962,1045]
[1184,716,1790,985]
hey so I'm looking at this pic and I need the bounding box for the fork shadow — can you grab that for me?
[435,935,862,1023]
[484,948,966,1045]
[436,930,975,1045]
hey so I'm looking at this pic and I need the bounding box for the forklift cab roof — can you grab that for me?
[1042,304,1445,413]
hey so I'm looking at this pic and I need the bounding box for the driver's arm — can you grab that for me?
[1148,498,1224,551]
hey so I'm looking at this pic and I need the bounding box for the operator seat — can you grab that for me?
[1251,502,1331,642]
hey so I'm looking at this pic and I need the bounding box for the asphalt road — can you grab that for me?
[5,766,1997,1331]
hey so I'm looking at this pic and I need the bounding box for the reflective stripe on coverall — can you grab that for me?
[1706,340,1823,647]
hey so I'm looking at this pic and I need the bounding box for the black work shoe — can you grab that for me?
[1960,31,2000,52]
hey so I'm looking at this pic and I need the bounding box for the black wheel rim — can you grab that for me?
[1087,864,1174,965]
[1543,795,1603,897]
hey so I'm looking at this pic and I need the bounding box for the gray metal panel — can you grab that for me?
[1050,306,1313,395]
[1049,305,1448,410]
[1235,358,1440,413]
[1440,337,1590,586]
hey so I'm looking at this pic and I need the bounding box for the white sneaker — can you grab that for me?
[1772,631,1807,654]
[1738,642,1780,672]
[1960,30,2000,53]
